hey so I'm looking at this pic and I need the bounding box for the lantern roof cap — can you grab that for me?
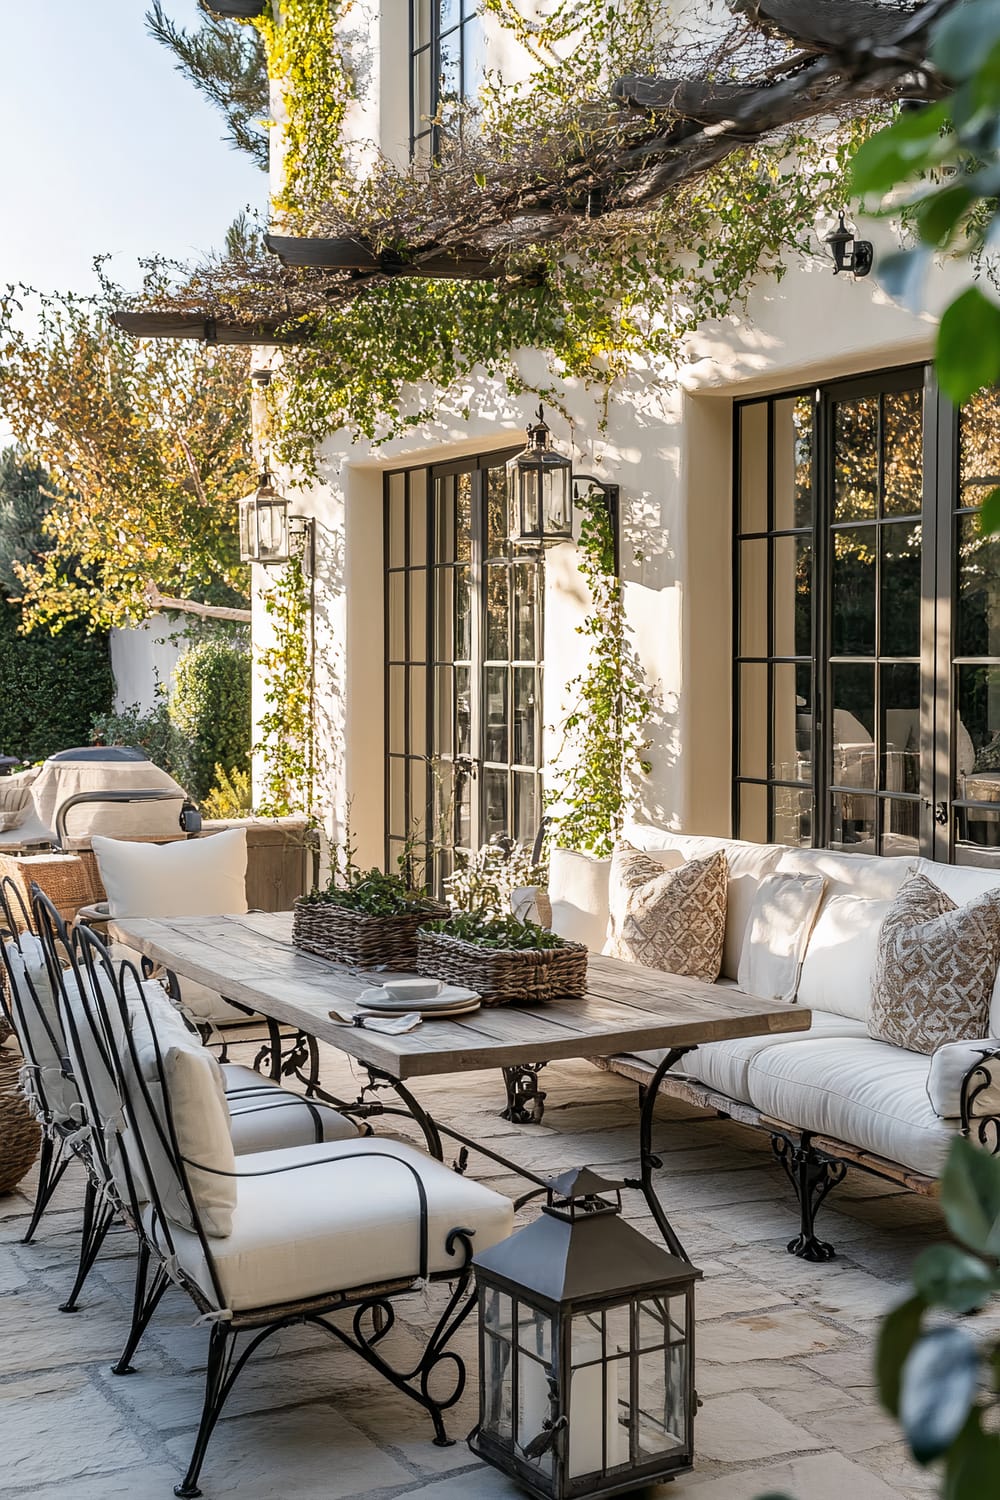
[547,1166,623,1200]
[474,1198,699,1304]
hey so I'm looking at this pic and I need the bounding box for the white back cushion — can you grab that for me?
[736,873,826,1002]
[548,848,612,950]
[623,825,782,979]
[92,828,248,920]
[125,983,237,1237]
[3,934,78,1125]
[797,892,893,1021]
[776,847,911,900]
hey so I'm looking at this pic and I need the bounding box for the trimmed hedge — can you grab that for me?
[169,637,251,801]
[0,599,113,762]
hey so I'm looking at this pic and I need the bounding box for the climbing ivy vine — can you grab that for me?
[546,493,653,858]
[253,551,313,817]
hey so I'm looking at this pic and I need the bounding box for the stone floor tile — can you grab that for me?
[799,1404,903,1452]
[696,1273,794,1321]
[699,1308,844,1364]
[164,1405,413,1498]
[674,1449,919,1499]
[697,1392,825,1462]
[0,1372,147,1489]
[18,1467,188,1500]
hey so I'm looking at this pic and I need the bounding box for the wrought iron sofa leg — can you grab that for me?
[22,1133,69,1244]
[112,1244,170,1376]
[770,1133,847,1262]
[59,1177,116,1313]
[501,1062,547,1124]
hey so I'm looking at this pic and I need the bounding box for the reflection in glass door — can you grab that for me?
[384,450,543,890]
[824,374,924,855]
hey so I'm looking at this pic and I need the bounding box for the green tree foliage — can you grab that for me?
[851,0,1000,526]
[0,273,251,632]
[0,600,112,762]
[0,448,53,599]
[146,1,269,169]
[169,636,252,801]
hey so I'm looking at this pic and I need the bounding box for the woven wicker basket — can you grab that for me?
[415,929,588,1006]
[0,851,96,930]
[292,898,449,970]
[0,1046,41,1195]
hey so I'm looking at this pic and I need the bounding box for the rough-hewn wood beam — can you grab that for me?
[201,0,266,17]
[265,234,501,279]
[113,311,312,345]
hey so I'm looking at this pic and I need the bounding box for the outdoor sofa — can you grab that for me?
[543,824,1000,1260]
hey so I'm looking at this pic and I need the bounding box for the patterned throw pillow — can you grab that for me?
[607,843,728,981]
[869,871,1000,1054]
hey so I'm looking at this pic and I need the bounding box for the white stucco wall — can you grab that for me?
[110,617,188,713]
[255,2,965,858]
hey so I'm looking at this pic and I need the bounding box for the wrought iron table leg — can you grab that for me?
[623,1045,694,1262]
[771,1133,847,1261]
[501,1063,547,1124]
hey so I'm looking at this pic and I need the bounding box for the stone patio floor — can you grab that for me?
[0,1040,956,1500]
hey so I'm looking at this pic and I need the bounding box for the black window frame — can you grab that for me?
[409,0,483,159]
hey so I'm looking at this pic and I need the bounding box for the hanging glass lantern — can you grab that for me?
[470,1167,700,1499]
[509,406,574,547]
[238,468,292,564]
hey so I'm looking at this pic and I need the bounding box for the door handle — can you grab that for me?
[934,801,949,826]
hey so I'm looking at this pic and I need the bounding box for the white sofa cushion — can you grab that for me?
[926,1040,1000,1119]
[633,1010,868,1105]
[0,771,35,833]
[92,828,248,919]
[623,825,782,980]
[548,848,612,950]
[227,1089,360,1152]
[796,892,893,1022]
[737,873,826,1002]
[776,847,911,901]
[152,1136,515,1312]
[746,1034,955,1178]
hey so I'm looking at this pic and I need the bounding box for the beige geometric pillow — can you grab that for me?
[607,843,728,981]
[869,871,1000,1054]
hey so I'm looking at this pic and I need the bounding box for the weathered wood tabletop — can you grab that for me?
[109,911,810,1081]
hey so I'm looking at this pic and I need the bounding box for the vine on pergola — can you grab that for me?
[121,0,952,463]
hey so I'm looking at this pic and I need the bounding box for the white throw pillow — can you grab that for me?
[736,872,826,1002]
[125,980,237,1237]
[547,848,612,950]
[796,892,893,1022]
[92,828,248,920]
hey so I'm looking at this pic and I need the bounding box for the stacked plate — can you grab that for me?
[357,981,481,1019]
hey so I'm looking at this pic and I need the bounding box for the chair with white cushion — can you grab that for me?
[70,920,514,1499]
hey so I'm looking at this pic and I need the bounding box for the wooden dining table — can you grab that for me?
[110,910,811,1259]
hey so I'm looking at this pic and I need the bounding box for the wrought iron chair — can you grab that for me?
[71,919,514,1499]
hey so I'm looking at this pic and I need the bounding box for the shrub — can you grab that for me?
[169,637,251,801]
[201,763,253,819]
[90,696,188,781]
[0,599,113,762]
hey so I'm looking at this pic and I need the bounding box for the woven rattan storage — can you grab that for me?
[415,930,588,1006]
[0,1045,40,1194]
[0,852,96,930]
[292,899,449,970]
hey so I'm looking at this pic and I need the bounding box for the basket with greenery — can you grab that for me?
[293,861,447,970]
[415,912,587,1007]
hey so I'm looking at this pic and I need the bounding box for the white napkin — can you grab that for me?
[328,1008,422,1034]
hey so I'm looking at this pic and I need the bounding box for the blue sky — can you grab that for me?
[0,0,267,296]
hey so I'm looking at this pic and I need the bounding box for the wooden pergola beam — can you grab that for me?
[201,0,267,17]
[265,234,502,280]
[113,311,312,346]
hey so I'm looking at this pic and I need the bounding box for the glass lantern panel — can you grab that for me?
[635,1342,687,1461]
[519,470,543,540]
[482,1332,513,1442]
[637,1293,685,1350]
[258,499,288,559]
[238,501,255,562]
[517,1303,553,1365]
[516,1349,556,1482]
[482,1287,513,1337]
[542,467,572,539]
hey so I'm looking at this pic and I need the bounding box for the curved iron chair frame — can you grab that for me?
[71,920,485,1499]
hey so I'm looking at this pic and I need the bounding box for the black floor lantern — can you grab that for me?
[470,1168,701,1499]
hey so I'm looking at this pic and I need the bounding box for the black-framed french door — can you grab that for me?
[734,367,1000,866]
[384,448,542,890]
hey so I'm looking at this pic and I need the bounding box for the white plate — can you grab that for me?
[358,985,479,1011]
[358,996,482,1019]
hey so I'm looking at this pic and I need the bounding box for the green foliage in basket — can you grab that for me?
[303,865,438,919]
[421,912,573,951]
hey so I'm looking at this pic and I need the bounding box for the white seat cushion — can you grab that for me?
[91,828,248,919]
[151,1136,515,1312]
[746,1035,956,1178]
[633,1010,868,1105]
[623,825,783,980]
[227,1089,360,1153]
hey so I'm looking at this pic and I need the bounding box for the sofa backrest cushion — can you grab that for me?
[775,847,911,900]
[796,892,893,1021]
[548,848,612,950]
[623,824,782,980]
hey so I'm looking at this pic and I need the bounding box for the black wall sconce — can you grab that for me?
[825,210,873,278]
